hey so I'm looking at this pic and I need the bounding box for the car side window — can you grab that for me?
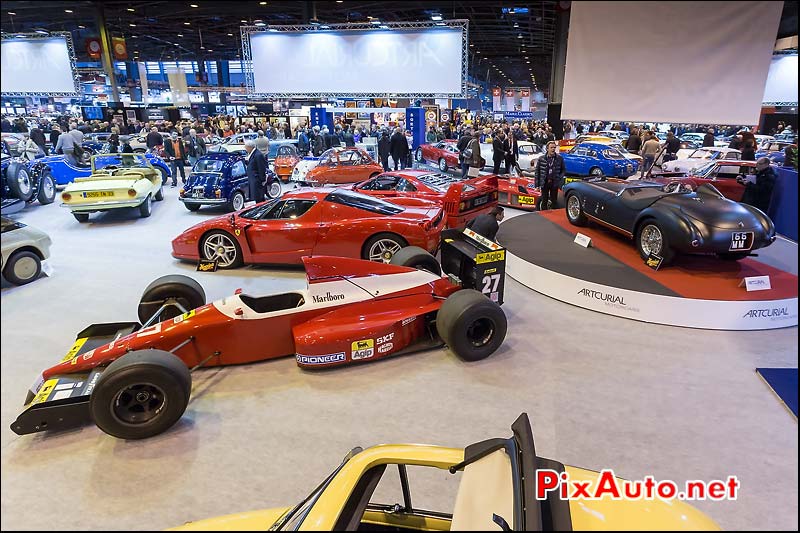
[574,147,587,156]
[231,161,246,178]
[374,176,399,190]
[396,178,417,192]
[368,464,460,517]
[588,150,598,158]
[277,199,316,219]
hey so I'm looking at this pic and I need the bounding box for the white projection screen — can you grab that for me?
[762,54,798,105]
[561,1,784,125]
[245,23,466,97]
[1,34,79,95]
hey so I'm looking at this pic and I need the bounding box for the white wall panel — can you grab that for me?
[1,37,77,94]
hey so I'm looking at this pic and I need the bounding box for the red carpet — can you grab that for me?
[539,210,798,301]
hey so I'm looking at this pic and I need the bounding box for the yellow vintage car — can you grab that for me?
[60,153,164,223]
[172,414,720,531]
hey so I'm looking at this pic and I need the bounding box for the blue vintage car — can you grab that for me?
[179,152,281,212]
[562,142,639,178]
[1,153,57,214]
[756,141,794,166]
[27,151,171,187]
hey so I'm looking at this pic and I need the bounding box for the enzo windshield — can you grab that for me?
[193,159,225,173]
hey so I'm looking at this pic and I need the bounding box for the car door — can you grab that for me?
[243,199,319,263]
[708,164,746,201]
[567,147,589,175]
[228,159,249,198]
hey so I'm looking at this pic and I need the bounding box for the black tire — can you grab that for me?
[227,190,246,212]
[184,203,202,212]
[6,161,35,201]
[139,195,152,218]
[565,193,587,226]
[265,177,282,199]
[635,219,674,264]
[2,250,42,285]
[74,212,90,223]
[134,148,146,154]
[362,232,408,263]
[157,167,168,186]
[589,166,603,177]
[154,186,164,201]
[437,289,507,362]
[137,274,206,323]
[200,230,243,269]
[716,252,750,261]
[36,170,56,205]
[438,158,448,172]
[89,350,191,440]
[390,246,442,276]
[415,149,423,162]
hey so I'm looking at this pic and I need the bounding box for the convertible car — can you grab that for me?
[1,217,51,286]
[2,153,57,213]
[172,188,445,267]
[24,150,170,187]
[292,147,383,186]
[273,144,303,182]
[60,153,165,222]
[664,147,741,174]
[414,140,460,171]
[180,152,281,212]
[171,413,719,531]
[352,170,498,228]
[563,179,776,264]
[12,254,506,439]
[648,160,756,202]
[562,142,638,178]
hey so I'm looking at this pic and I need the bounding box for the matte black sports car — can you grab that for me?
[562,179,776,264]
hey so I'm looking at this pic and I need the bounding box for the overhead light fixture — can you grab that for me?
[469,43,473,47]
[208,49,213,51]
[190,3,199,7]
[435,22,445,26]
[64,9,73,13]
[127,7,134,11]
[241,19,247,22]
[319,25,330,29]
[177,33,184,37]
[517,35,523,39]
[227,33,233,36]
[184,22,191,25]
[513,23,519,28]
[336,0,343,2]
[259,1,267,4]
[129,23,137,27]
[35,29,48,34]
[379,25,389,29]
[371,20,381,25]
[16,34,25,38]
[8,11,16,15]
[431,15,443,21]
[78,25,86,29]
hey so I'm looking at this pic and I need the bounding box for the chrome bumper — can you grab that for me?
[62,199,144,211]
[179,197,228,205]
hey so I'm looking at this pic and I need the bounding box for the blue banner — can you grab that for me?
[310,108,333,131]
[406,107,426,150]
[503,111,535,119]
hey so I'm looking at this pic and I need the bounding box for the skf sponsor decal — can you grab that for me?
[476,250,505,265]
[378,342,393,354]
[351,339,375,360]
[377,333,394,344]
[401,316,416,326]
[296,353,346,365]
[742,307,790,319]
[31,379,58,405]
[312,292,345,304]
[173,309,196,324]
[61,337,88,362]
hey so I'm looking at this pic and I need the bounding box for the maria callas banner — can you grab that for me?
[86,38,101,59]
[111,36,127,60]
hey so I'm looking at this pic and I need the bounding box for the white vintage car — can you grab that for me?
[597,130,629,142]
[663,147,742,173]
[206,133,258,153]
[1,216,51,285]
[516,141,544,171]
[60,153,164,223]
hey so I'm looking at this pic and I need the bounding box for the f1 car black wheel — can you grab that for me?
[266,178,282,200]
[390,246,442,276]
[636,219,674,264]
[716,252,750,261]
[137,274,206,323]
[565,193,587,226]
[73,212,90,223]
[90,350,191,440]
[363,233,408,263]
[3,250,41,286]
[228,190,245,212]
[36,170,56,205]
[154,186,164,201]
[589,166,603,177]
[200,230,243,269]
[138,195,152,218]
[184,203,202,212]
[438,158,448,172]
[437,289,507,362]
[6,162,34,201]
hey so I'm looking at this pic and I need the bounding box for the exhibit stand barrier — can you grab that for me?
[768,166,798,242]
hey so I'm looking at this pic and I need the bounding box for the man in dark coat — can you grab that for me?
[702,128,716,148]
[492,132,507,175]
[740,157,777,213]
[378,130,391,171]
[146,126,164,150]
[342,125,355,147]
[466,206,504,241]
[29,128,48,155]
[534,141,566,211]
[389,127,408,170]
[244,140,267,203]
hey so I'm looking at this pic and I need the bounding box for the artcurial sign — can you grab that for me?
[577,288,625,306]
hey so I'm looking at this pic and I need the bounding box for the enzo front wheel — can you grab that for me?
[200,230,243,269]
[363,233,407,263]
[438,158,448,172]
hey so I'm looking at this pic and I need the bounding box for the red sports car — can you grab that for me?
[171,188,446,267]
[414,140,461,172]
[272,144,303,182]
[497,173,541,211]
[301,147,384,186]
[647,159,754,202]
[11,254,507,439]
[352,170,499,228]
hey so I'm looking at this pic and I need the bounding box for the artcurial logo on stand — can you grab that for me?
[741,307,790,319]
[577,288,625,306]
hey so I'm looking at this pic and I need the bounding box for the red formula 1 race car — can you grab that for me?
[414,140,461,172]
[352,170,499,229]
[497,173,541,211]
[11,253,507,440]
[171,188,445,267]
[272,144,303,182]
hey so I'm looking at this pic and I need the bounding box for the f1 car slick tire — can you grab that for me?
[36,170,56,205]
[6,161,35,201]
[137,274,206,324]
[635,219,674,264]
[437,289,506,362]
[565,193,587,226]
[390,246,442,276]
[3,250,41,286]
[363,233,408,263]
[90,350,191,440]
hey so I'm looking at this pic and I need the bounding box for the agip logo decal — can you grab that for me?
[351,339,375,360]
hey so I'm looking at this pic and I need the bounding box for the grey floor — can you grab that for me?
[1,179,797,531]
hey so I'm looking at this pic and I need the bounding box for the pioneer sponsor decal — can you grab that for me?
[296,353,346,365]
[312,292,346,304]
[351,339,375,360]
[378,342,393,354]
[742,307,790,319]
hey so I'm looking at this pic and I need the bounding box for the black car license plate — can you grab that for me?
[729,231,754,251]
[474,195,489,206]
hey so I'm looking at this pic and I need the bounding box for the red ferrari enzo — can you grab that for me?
[352,170,499,229]
[414,140,461,172]
[171,188,445,267]
[12,254,507,439]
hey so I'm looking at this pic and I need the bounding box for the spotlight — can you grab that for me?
[431,15,443,21]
